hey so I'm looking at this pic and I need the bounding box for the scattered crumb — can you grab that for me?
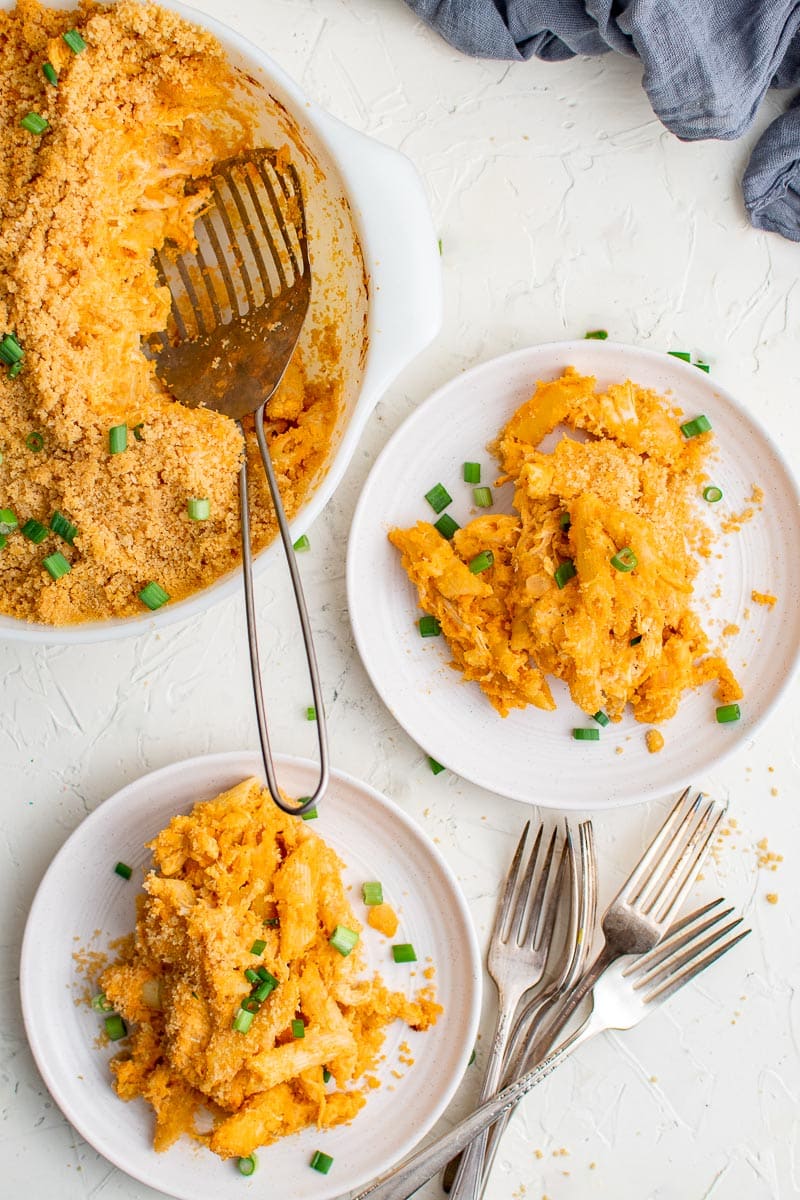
[766,893,779,905]
[756,838,783,871]
[751,590,777,608]
[645,729,665,754]
[722,623,740,637]
[534,1149,545,1160]
[589,1162,597,1170]
[367,903,399,937]
[615,745,624,755]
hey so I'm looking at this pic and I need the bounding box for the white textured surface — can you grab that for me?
[2,2,798,1198]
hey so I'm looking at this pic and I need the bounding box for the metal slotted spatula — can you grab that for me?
[144,148,327,817]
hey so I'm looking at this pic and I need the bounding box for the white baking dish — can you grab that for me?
[0,0,441,643]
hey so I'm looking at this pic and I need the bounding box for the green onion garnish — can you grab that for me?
[668,350,691,362]
[437,237,443,255]
[592,711,610,727]
[256,966,279,988]
[554,559,576,589]
[232,1006,254,1034]
[300,803,318,820]
[132,423,144,441]
[50,510,77,543]
[573,728,600,741]
[468,550,493,574]
[43,551,71,580]
[695,361,710,373]
[253,978,275,1002]
[91,992,113,1012]
[7,361,22,379]
[703,485,723,503]
[0,535,6,551]
[610,547,637,572]
[560,511,571,531]
[715,703,741,723]
[263,917,279,927]
[463,462,480,484]
[584,329,608,340]
[629,634,643,646]
[323,1067,332,1083]
[21,518,47,544]
[0,509,18,535]
[237,1154,257,1177]
[241,995,261,1014]
[62,28,87,53]
[680,415,712,438]
[26,431,43,452]
[434,512,460,539]
[425,482,452,514]
[473,486,493,508]
[329,925,359,956]
[310,1151,334,1175]
[250,939,266,956]
[244,968,260,984]
[362,881,383,906]
[109,424,127,454]
[392,943,417,963]
[419,615,441,637]
[306,706,316,721]
[187,497,209,521]
[428,756,445,775]
[104,1014,127,1041]
[468,1048,476,1065]
[113,861,132,880]
[42,62,58,86]
[293,533,310,551]
[0,333,24,364]
[20,112,48,135]
[291,1018,305,1039]
[139,581,170,610]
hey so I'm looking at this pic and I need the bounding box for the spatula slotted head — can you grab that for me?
[144,148,310,422]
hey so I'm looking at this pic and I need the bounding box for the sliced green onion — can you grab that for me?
[26,431,43,452]
[468,1048,476,1065]
[629,634,643,646]
[132,422,144,441]
[244,968,260,984]
[250,939,266,956]
[241,996,261,1014]
[300,803,318,820]
[306,706,316,721]
[253,978,275,1002]
[437,237,443,255]
[187,497,209,521]
[715,703,741,724]
[42,61,58,86]
[104,1014,127,1041]
[0,508,18,535]
[91,992,113,1012]
[610,547,637,572]
[584,329,608,340]
[463,462,480,484]
[668,350,691,362]
[468,550,493,574]
[554,559,576,589]
[695,361,710,373]
[43,551,71,580]
[703,485,723,503]
[560,511,571,531]
[428,756,445,775]
[424,482,452,514]
[419,614,441,637]
[113,861,132,880]
[0,333,24,364]
[108,424,127,454]
[263,918,279,928]
[310,1151,334,1175]
[256,966,279,988]
[680,415,712,438]
[237,1154,257,1177]
[232,1006,254,1033]
[323,1067,332,1083]
[329,925,359,956]
[21,518,47,543]
[473,486,493,507]
[7,360,22,379]
[291,1018,305,1039]
[573,728,600,741]
[362,881,383,906]
[592,711,610,727]
[62,28,87,53]
[50,510,77,543]
[0,535,6,551]
[20,112,48,135]
[392,943,417,963]
[139,581,170,610]
[434,512,460,539]
[293,533,310,551]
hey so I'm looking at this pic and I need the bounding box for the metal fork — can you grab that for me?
[145,149,326,817]
[445,820,597,1195]
[446,823,565,1198]
[348,898,749,1200]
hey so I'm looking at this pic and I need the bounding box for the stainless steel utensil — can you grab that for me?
[145,148,327,816]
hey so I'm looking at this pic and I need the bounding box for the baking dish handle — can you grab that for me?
[312,110,443,402]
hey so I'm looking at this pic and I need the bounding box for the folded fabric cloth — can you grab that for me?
[405,0,800,240]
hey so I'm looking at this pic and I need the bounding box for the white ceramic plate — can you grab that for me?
[347,341,800,808]
[20,752,480,1200]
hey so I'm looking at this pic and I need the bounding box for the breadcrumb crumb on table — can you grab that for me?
[751,590,777,608]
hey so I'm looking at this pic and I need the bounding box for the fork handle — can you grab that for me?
[238,406,329,815]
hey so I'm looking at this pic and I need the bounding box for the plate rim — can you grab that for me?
[19,750,482,1199]
[346,339,800,809]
